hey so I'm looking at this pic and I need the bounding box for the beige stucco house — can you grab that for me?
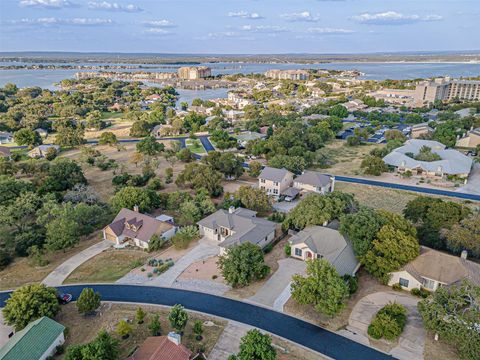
[410,123,434,139]
[258,166,294,197]
[456,128,480,149]
[27,144,60,158]
[293,171,335,194]
[103,207,176,249]
[289,226,360,276]
[388,247,480,291]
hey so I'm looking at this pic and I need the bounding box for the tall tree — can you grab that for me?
[168,304,189,333]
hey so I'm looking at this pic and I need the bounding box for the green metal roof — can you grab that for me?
[0,317,65,360]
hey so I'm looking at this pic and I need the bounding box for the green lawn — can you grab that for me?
[186,138,206,154]
[101,111,124,120]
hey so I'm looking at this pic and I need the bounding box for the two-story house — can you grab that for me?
[258,166,294,198]
[293,171,335,195]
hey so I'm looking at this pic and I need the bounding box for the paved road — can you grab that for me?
[42,240,112,287]
[0,285,392,360]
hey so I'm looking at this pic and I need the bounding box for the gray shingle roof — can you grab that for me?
[259,166,293,182]
[290,226,359,276]
[294,171,332,187]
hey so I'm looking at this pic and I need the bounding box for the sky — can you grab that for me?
[0,0,479,54]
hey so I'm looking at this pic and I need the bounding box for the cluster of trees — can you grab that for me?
[176,163,223,197]
[222,186,272,214]
[202,151,244,179]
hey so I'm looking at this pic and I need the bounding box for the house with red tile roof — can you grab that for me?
[127,333,192,360]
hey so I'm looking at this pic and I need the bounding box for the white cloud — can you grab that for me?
[280,11,319,22]
[88,1,142,12]
[19,0,78,9]
[142,20,176,28]
[200,31,255,41]
[9,17,113,26]
[307,27,354,34]
[240,25,287,33]
[145,28,173,35]
[352,11,443,25]
[228,11,264,20]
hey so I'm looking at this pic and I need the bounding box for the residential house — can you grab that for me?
[27,144,60,158]
[293,171,335,195]
[151,123,177,137]
[34,128,48,138]
[258,166,294,197]
[227,91,255,109]
[197,207,277,254]
[236,131,266,148]
[0,317,65,360]
[0,146,11,159]
[456,127,480,149]
[0,131,13,144]
[383,139,473,181]
[127,332,192,360]
[289,226,360,276]
[103,207,176,249]
[389,247,480,291]
[410,123,434,139]
[224,109,245,121]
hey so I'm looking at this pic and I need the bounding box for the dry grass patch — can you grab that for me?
[56,303,226,359]
[424,331,460,360]
[0,232,101,291]
[64,248,151,284]
[273,335,328,360]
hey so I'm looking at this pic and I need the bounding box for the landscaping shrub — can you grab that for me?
[284,244,291,256]
[263,244,273,254]
[411,287,430,298]
[367,303,407,341]
[171,226,200,250]
[392,283,403,291]
[342,274,358,295]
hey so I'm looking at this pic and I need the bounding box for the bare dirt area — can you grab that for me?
[61,143,186,200]
[56,303,226,359]
[0,232,102,291]
[226,235,290,299]
[315,140,384,176]
[284,270,390,331]
[273,336,328,360]
[83,121,134,140]
[178,256,225,284]
[423,331,460,360]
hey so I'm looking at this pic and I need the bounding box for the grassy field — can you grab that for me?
[56,303,226,359]
[185,138,206,154]
[0,232,102,290]
[64,249,150,284]
[101,111,124,120]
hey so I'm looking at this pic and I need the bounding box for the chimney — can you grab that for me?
[228,206,235,214]
[133,205,139,213]
[167,332,181,346]
[460,250,468,260]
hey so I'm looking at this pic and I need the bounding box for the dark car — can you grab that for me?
[58,293,72,304]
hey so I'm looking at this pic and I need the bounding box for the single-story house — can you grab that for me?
[27,144,60,158]
[258,166,294,198]
[103,207,176,249]
[389,247,480,291]
[383,139,473,181]
[127,332,191,360]
[289,226,360,276]
[235,131,266,148]
[0,146,11,158]
[0,131,13,144]
[0,317,65,360]
[456,128,480,149]
[198,206,277,253]
[293,171,335,194]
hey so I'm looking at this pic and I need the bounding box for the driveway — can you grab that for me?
[42,240,112,286]
[457,162,480,195]
[0,311,14,348]
[0,284,391,360]
[273,199,300,213]
[209,321,252,360]
[249,258,306,310]
[345,291,424,360]
[146,238,219,287]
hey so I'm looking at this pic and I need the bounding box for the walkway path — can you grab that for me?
[42,240,112,286]
[0,285,392,360]
[209,321,251,360]
[249,258,306,310]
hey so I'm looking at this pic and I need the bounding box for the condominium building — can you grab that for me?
[413,78,480,105]
[177,66,212,80]
[265,69,309,81]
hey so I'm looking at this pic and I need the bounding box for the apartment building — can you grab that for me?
[177,66,212,80]
[265,69,309,81]
[413,78,480,105]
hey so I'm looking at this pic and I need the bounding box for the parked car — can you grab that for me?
[58,293,72,304]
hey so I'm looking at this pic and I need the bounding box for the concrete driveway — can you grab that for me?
[345,291,425,360]
[458,162,480,195]
[0,311,14,348]
[273,199,300,213]
[249,258,306,310]
[147,238,219,287]
[42,240,112,286]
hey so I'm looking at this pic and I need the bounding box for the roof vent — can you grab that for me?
[461,250,468,260]
[228,206,236,214]
[133,205,139,213]
[167,332,181,346]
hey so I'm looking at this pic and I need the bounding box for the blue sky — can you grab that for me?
[0,0,479,53]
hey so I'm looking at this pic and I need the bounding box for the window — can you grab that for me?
[274,181,279,186]
[294,248,302,257]
[260,179,265,183]
[316,254,323,259]
[422,278,436,290]
[399,278,409,288]
[273,189,278,195]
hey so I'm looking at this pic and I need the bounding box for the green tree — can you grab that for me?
[55,124,85,148]
[168,304,189,333]
[2,284,60,330]
[418,280,480,360]
[38,158,86,194]
[98,132,118,146]
[248,161,262,178]
[368,303,407,341]
[130,120,151,137]
[14,128,42,147]
[445,213,480,258]
[291,259,349,316]
[149,314,162,336]
[329,104,348,118]
[234,329,276,360]
[76,288,101,315]
[203,151,244,179]
[268,155,306,174]
[175,163,223,196]
[111,186,160,212]
[148,234,166,252]
[64,330,119,360]
[361,155,388,176]
[210,130,237,150]
[193,320,203,340]
[45,217,81,251]
[176,148,195,162]
[218,242,270,287]
[235,186,271,213]
[116,319,132,339]
[136,136,164,157]
[135,307,146,324]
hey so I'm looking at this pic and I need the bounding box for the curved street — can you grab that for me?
[0,284,392,360]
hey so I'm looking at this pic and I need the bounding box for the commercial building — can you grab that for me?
[413,78,480,105]
[177,66,212,80]
[265,69,309,81]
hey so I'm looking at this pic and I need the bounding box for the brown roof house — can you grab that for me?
[103,207,176,249]
[128,332,192,360]
[388,247,480,291]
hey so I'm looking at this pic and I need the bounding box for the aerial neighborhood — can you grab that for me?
[0,32,480,360]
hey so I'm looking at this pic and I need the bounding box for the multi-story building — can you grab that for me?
[265,69,309,81]
[177,66,212,80]
[414,78,480,105]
